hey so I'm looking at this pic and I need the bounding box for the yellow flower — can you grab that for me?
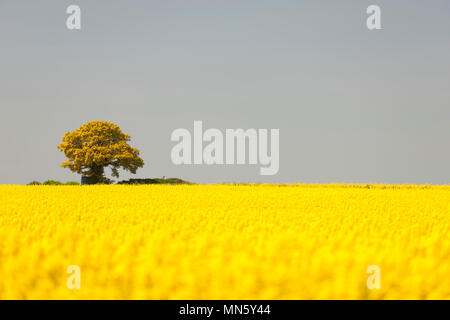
[0,184,449,299]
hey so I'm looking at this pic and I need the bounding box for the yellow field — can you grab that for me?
[0,184,449,299]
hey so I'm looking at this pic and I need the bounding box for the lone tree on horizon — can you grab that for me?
[58,121,144,184]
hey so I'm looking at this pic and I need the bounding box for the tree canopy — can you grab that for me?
[58,121,144,183]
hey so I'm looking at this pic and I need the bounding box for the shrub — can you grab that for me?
[43,180,63,185]
[27,181,41,185]
[65,181,80,185]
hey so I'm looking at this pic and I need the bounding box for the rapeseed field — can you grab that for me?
[0,184,449,299]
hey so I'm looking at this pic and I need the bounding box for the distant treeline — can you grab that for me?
[117,178,191,185]
[27,178,191,185]
[27,180,80,185]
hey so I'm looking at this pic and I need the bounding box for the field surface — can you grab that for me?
[0,184,449,299]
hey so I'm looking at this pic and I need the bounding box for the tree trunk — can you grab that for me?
[81,165,105,185]
[81,176,99,185]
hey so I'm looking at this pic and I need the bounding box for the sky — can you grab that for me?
[0,0,449,185]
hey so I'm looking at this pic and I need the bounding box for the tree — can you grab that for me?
[58,121,144,184]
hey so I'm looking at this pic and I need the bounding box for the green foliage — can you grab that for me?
[43,180,64,185]
[64,181,80,185]
[27,181,41,185]
[117,178,191,185]
[27,180,80,186]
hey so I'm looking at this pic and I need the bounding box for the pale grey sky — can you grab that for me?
[0,0,449,184]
